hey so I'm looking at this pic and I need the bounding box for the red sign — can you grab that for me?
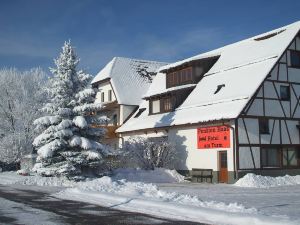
[197,126,230,149]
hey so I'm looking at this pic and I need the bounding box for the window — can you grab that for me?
[290,50,300,68]
[101,92,105,102]
[108,90,112,101]
[112,114,117,126]
[162,97,172,112]
[283,148,298,167]
[151,99,160,114]
[280,85,290,101]
[166,67,193,88]
[261,148,280,168]
[259,118,269,134]
[134,108,146,118]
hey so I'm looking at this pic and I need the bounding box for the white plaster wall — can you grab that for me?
[278,64,288,81]
[264,81,277,98]
[247,99,264,116]
[265,100,285,117]
[121,121,236,172]
[239,147,260,169]
[288,68,300,83]
[119,105,137,125]
[269,65,278,80]
[95,81,116,103]
[237,118,259,144]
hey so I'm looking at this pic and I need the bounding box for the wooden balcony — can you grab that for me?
[94,125,120,139]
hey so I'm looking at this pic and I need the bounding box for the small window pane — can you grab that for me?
[101,92,105,102]
[290,51,300,67]
[259,119,269,134]
[108,90,112,101]
[262,148,280,167]
[151,100,160,114]
[280,85,290,101]
[163,97,172,112]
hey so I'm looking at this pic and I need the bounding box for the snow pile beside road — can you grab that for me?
[234,173,300,188]
[20,175,75,187]
[65,176,256,214]
[112,168,185,183]
[0,172,27,185]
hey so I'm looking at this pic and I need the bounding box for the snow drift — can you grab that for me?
[234,173,300,188]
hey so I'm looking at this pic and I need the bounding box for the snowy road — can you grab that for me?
[157,182,300,220]
[0,184,205,225]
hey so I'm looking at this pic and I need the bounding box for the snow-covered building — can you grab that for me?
[117,21,300,183]
[91,57,167,149]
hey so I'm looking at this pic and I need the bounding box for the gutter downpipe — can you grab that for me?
[223,120,238,180]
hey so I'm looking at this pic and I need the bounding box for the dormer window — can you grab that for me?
[166,67,193,88]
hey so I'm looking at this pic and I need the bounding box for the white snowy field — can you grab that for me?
[0,170,300,225]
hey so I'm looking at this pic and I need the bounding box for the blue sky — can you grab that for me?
[1,0,300,75]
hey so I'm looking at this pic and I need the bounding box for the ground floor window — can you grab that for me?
[261,147,299,169]
[283,148,298,167]
[261,148,280,168]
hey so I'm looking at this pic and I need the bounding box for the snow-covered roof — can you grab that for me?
[117,21,300,133]
[91,57,167,105]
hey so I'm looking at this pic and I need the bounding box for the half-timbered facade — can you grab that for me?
[237,33,300,176]
[117,21,300,183]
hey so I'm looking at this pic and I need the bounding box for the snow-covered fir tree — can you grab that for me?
[33,41,109,180]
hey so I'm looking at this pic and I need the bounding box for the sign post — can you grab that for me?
[197,125,230,149]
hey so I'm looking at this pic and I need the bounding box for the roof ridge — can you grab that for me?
[113,56,168,65]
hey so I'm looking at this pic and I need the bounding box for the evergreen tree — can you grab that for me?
[33,41,109,180]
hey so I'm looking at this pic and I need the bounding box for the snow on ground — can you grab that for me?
[234,173,300,188]
[0,170,300,225]
[112,168,185,183]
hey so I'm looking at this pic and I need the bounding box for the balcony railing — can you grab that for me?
[94,125,119,139]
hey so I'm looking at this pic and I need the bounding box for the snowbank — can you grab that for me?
[64,176,256,214]
[234,173,300,188]
[112,168,185,183]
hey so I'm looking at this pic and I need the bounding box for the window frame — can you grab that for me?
[259,118,270,135]
[149,99,161,115]
[101,92,105,102]
[166,67,194,88]
[282,148,299,168]
[161,96,173,112]
[280,85,290,101]
[108,90,112,101]
[290,50,300,68]
[261,148,281,168]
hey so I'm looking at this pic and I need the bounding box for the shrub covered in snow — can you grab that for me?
[33,41,110,180]
[122,137,178,170]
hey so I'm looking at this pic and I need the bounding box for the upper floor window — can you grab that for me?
[149,97,174,114]
[108,90,112,101]
[101,92,105,102]
[161,97,173,112]
[259,118,269,134]
[166,67,193,88]
[280,85,290,101]
[151,99,160,114]
[261,148,280,168]
[290,50,300,68]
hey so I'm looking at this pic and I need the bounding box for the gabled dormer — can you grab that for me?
[144,56,219,115]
